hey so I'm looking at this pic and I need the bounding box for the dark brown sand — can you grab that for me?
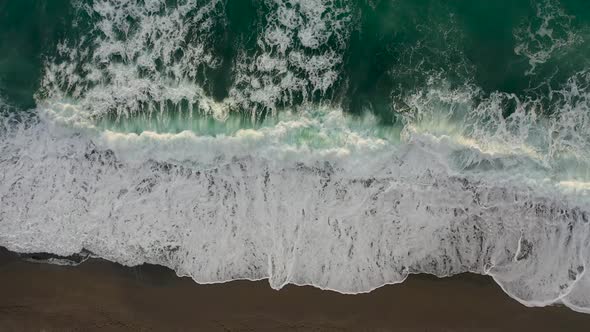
[1,249,589,331]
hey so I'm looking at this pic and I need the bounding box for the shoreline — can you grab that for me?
[2,248,590,331]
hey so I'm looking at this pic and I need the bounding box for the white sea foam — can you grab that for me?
[3,75,590,312]
[230,0,352,115]
[514,0,583,75]
[40,0,227,118]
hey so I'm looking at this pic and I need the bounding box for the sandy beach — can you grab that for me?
[0,248,589,331]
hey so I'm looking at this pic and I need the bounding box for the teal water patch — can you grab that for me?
[90,104,402,150]
[96,108,258,136]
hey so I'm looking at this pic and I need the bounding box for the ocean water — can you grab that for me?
[1,0,590,312]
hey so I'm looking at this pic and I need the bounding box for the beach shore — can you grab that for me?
[0,248,589,331]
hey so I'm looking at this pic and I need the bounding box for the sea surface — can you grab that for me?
[1,0,590,313]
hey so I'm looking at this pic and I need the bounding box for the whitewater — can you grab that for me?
[1,0,590,313]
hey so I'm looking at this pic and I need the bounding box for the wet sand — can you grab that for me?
[0,248,589,331]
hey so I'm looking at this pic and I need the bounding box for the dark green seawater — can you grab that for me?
[1,0,590,122]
